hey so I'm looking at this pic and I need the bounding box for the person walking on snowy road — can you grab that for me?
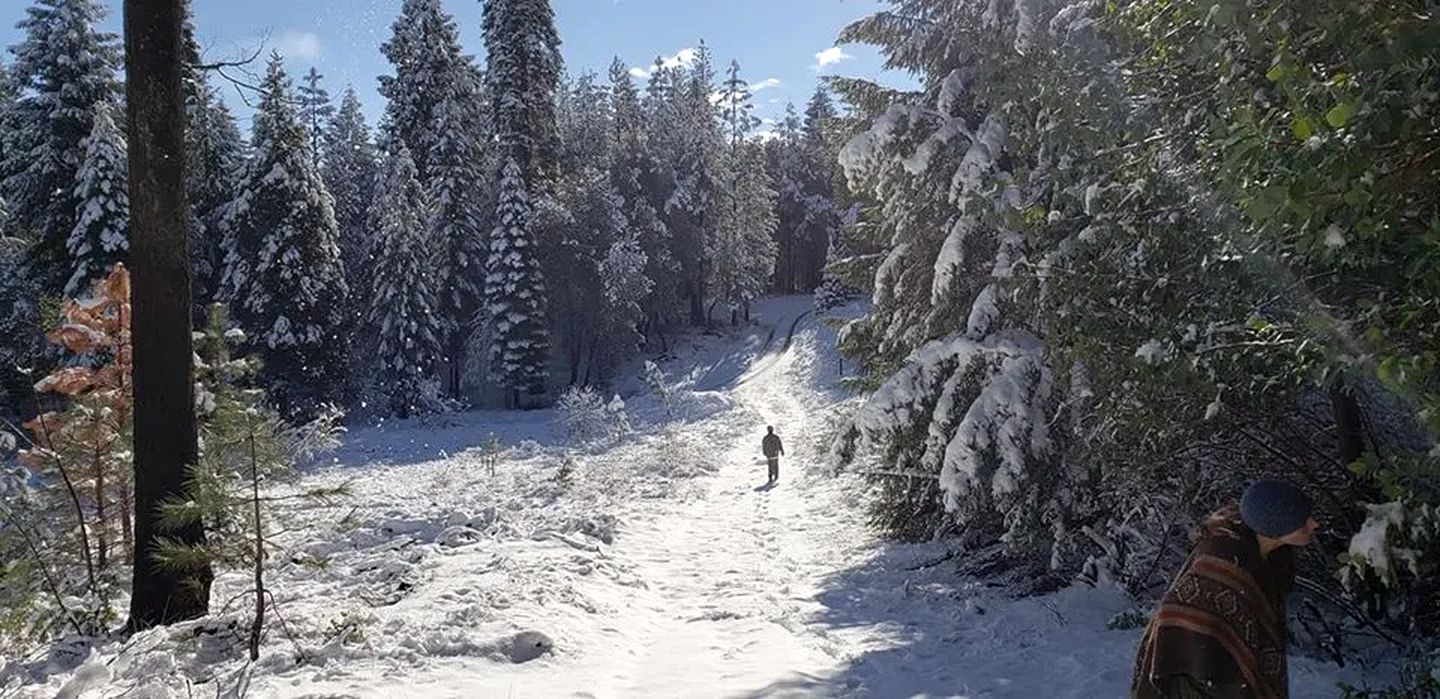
[761,426,784,483]
[1131,480,1319,698]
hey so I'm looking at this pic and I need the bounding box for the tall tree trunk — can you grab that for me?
[1330,378,1366,467]
[125,0,212,630]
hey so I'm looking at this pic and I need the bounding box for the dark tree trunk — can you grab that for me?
[124,0,212,631]
[1330,379,1366,467]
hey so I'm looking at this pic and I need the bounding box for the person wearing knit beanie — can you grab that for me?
[1242,479,1320,552]
[1132,481,1320,698]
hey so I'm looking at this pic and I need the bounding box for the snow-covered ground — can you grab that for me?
[2,296,1395,698]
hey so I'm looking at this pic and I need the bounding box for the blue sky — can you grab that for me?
[1,0,913,135]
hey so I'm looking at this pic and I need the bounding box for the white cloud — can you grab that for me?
[630,47,700,79]
[813,46,852,70]
[275,30,323,62]
[749,78,782,92]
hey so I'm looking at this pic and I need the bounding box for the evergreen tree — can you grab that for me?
[380,0,492,398]
[484,156,549,404]
[321,87,378,324]
[482,0,562,404]
[795,87,841,291]
[481,0,563,187]
[682,43,724,324]
[65,100,128,295]
[185,87,245,312]
[710,60,777,322]
[221,56,349,420]
[428,66,491,398]
[366,143,444,417]
[1,0,121,298]
[607,58,678,339]
[379,0,473,177]
[297,67,334,167]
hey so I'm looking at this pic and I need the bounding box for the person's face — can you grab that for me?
[1279,517,1320,547]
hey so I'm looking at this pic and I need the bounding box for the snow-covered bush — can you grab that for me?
[643,361,674,419]
[556,387,631,444]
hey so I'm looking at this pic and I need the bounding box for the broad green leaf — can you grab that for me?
[1291,117,1314,140]
[1326,102,1357,128]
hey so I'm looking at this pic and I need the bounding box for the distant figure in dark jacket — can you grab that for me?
[761,426,784,483]
[1132,480,1319,698]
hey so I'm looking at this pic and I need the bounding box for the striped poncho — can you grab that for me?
[1131,505,1295,698]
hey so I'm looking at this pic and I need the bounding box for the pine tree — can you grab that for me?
[2,0,121,298]
[297,67,334,168]
[379,0,474,178]
[180,2,246,314]
[795,87,842,291]
[597,232,652,381]
[380,0,493,398]
[482,0,561,405]
[185,87,245,312]
[428,66,491,398]
[710,60,776,323]
[481,0,562,187]
[659,42,724,325]
[221,57,349,421]
[367,143,444,417]
[66,100,128,296]
[607,58,677,338]
[321,87,378,323]
[484,156,549,405]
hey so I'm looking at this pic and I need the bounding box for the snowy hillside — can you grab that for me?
[1,297,1395,697]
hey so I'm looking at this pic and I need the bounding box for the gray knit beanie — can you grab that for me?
[1240,480,1313,537]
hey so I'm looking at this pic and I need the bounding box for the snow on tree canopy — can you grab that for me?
[66,100,129,296]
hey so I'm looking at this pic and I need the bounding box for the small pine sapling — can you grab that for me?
[480,432,506,477]
[155,304,347,661]
[555,453,577,489]
[643,361,673,420]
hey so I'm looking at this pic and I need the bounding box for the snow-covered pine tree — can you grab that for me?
[379,0,477,178]
[180,2,246,314]
[297,67,334,167]
[321,87,378,325]
[185,87,245,312]
[597,232,652,380]
[65,100,128,295]
[771,103,806,293]
[542,75,618,387]
[428,65,491,399]
[1,0,121,298]
[221,56,349,421]
[607,58,678,340]
[814,227,860,313]
[795,87,842,291]
[366,143,444,417]
[480,0,562,188]
[379,0,493,399]
[650,43,722,326]
[482,0,562,405]
[484,156,550,405]
[829,2,1067,546]
[710,60,776,324]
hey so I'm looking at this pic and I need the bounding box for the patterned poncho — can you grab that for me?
[1131,505,1295,698]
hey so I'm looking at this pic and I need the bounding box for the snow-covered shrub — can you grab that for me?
[555,453,578,488]
[643,361,674,419]
[557,387,608,443]
[557,386,631,444]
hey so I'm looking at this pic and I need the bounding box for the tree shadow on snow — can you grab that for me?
[730,538,1141,699]
[325,408,565,470]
